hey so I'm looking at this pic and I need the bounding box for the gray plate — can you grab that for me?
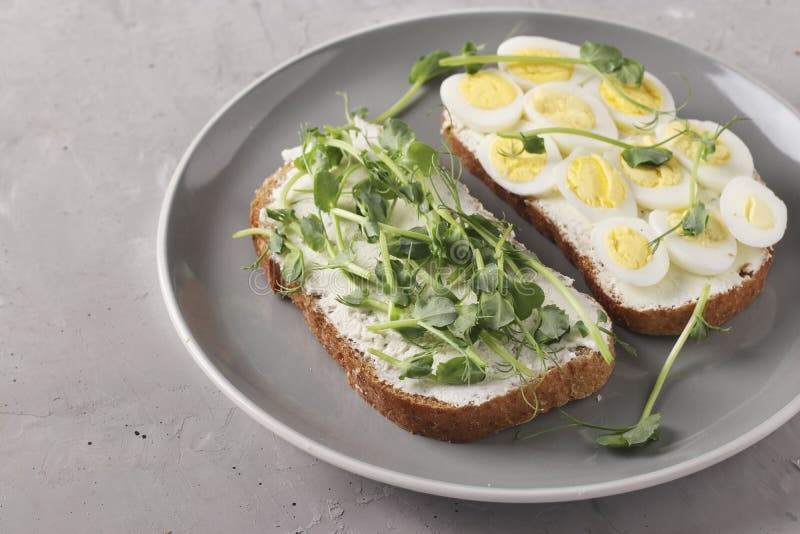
[157,10,800,502]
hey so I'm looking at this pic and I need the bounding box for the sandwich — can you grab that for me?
[238,116,615,442]
[438,35,787,334]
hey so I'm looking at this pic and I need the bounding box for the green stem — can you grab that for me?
[368,318,420,332]
[332,213,345,251]
[439,54,585,67]
[495,224,513,292]
[373,79,424,123]
[499,127,631,149]
[688,144,702,206]
[639,284,711,423]
[559,410,637,432]
[279,171,306,209]
[368,348,403,366]
[527,260,614,365]
[325,138,365,163]
[330,208,432,240]
[232,227,272,238]
[479,331,534,377]
[342,262,371,280]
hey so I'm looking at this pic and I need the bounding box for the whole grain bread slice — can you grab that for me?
[248,163,615,443]
[443,118,774,335]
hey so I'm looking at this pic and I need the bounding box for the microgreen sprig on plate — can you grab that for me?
[520,283,729,448]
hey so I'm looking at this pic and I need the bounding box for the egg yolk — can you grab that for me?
[532,89,596,130]
[566,154,627,208]
[620,155,683,188]
[459,71,518,110]
[507,47,575,84]
[489,137,548,183]
[744,194,775,229]
[668,211,730,246]
[605,226,652,270]
[667,121,732,166]
[599,78,663,116]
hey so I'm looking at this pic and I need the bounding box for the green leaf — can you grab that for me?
[281,250,303,283]
[399,352,434,379]
[377,118,415,153]
[613,57,644,86]
[353,181,389,223]
[398,181,425,205]
[336,287,367,307]
[313,170,342,212]
[387,227,431,260]
[413,296,458,328]
[621,147,672,168]
[435,356,486,385]
[681,202,709,236]
[268,230,284,253]
[598,326,638,357]
[299,214,326,252]
[408,50,453,84]
[265,208,297,224]
[689,315,730,342]
[479,292,516,330]
[521,134,546,154]
[575,320,589,338]
[449,304,479,339]
[596,414,661,448]
[461,41,482,75]
[310,145,343,174]
[535,304,570,344]
[472,264,499,294]
[579,41,624,73]
[374,258,413,288]
[508,280,544,321]
[404,141,440,175]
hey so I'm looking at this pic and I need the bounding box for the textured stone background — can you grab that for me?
[2,1,799,532]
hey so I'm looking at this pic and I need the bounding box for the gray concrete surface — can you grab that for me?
[2,1,799,532]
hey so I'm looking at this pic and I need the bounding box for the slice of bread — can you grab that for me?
[443,115,774,335]
[248,162,615,443]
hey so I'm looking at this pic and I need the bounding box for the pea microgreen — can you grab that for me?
[648,117,748,251]
[236,112,614,407]
[521,284,727,448]
[373,50,454,123]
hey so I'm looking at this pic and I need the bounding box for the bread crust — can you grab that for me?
[442,120,774,335]
[248,163,614,442]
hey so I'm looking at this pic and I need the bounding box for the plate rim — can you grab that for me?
[156,7,800,503]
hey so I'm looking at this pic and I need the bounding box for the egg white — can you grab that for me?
[554,149,638,222]
[608,146,691,211]
[658,119,754,193]
[649,208,737,276]
[476,122,563,197]
[590,217,670,287]
[497,36,589,89]
[587,72,675,133]
[522,82,618,154]
[440,70,524,133]
[720,176,787,248]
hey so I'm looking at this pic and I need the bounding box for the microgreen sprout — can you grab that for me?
[648,116,748,251]
[497,126,679,168]
[373,50,454,122]
[440,40,692,130]
[236,112,615,396]
[520,284,727,448]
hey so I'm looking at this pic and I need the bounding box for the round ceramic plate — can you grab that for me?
[157,10,800,502]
